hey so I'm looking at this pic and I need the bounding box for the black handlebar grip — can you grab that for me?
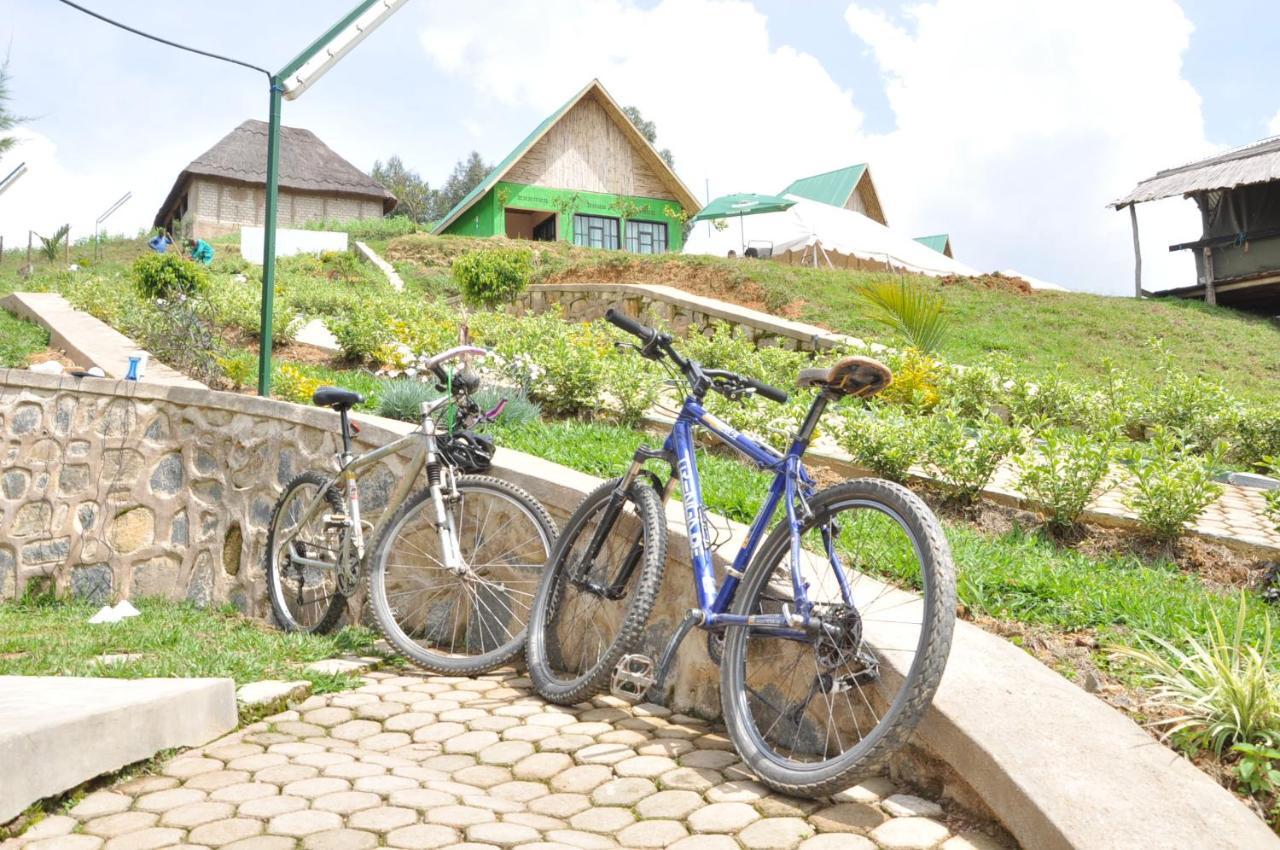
[745,376,789,404]
[604,308,655,342]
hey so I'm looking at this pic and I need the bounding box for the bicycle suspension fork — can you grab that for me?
[422,419,465,573]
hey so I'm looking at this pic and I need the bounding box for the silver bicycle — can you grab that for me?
[263,346,557,675]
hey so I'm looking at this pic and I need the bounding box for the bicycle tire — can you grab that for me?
[527,477,667,705]
[720,477,955,797]
[367,475,557,675]
[265,471,347,634]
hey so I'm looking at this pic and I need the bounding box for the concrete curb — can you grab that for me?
[0,676,236,822]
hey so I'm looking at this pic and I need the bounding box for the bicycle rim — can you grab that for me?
[726,493,943,786]
[268,477,345,632]
[375,481,553,665]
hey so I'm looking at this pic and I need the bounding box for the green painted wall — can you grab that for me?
[442,181,687,251]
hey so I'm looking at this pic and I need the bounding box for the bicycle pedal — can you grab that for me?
[611,654,657,703]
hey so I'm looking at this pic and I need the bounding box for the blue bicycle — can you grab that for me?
[526,309,956,797]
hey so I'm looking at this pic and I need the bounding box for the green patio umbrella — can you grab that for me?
[690,192,797,254]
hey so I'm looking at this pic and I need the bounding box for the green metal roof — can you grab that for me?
[779,164,867,207]
[914,234,951,255]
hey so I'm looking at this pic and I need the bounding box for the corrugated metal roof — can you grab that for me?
[1113,136,1280,207]
[431,80,700,234]
[779,164,866,207]
[913,234,951,255]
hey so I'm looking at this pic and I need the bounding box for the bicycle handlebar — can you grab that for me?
[604,309,788,405]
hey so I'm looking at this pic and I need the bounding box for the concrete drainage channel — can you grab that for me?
[1,371,1278,848]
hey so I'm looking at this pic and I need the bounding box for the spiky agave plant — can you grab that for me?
[1110,594,1280,754]
[855,277,948,353]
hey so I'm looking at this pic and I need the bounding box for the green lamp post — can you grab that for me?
[256,0,408,396]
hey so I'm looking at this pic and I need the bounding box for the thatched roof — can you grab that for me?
[1113,136,1280,207]
[154,119,395,225]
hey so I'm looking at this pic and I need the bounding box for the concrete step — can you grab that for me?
[0,676,236,822]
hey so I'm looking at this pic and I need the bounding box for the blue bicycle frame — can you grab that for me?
[626,392,852,640]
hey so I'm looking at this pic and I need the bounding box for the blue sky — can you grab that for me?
[2,0,1278,294]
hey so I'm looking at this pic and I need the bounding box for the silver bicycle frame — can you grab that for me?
[277,396,457,575]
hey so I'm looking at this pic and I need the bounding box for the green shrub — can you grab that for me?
[1015,424,1116,530]
[926,412,1022,504]
[319,251,363,282]
[1122,428,1224,541]
[217,354,255,391]
[1110,595,1280,755]
[603,351,663,427]
[138,299,224,386]
[207,280,299,343]
[936,362,1005,421]
[274,364,323,406]
[879,348,942,410]
[1232,742,1280,802]
[378,379,441,422]
[1231,407,1280,469]
[132,253,208,300]
[302,215,419,240]
[837,406,930,482]
[1136,341,1243,453]
[329,308,396,362]
[452,247,533,308]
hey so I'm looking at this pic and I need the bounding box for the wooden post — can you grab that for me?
[1203,246,1217,306]
[27,230,32,268]
[1198,192,1216,306]
[1128,203,1142,297]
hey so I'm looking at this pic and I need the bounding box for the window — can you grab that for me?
[625,220,668,254]
[573,214,620,250]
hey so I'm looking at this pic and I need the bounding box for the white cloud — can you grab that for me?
[844,0,1211,294]
[418,0,866,207]
[416,0,1214,295]
[0,129,175,249]
[1268,108,1280,136]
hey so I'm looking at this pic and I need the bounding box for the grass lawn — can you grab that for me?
[0,309,47,367]
[0,597,380,692]
[384,232,1280,405]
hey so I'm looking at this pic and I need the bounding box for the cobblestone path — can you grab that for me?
[5,670,1010,850]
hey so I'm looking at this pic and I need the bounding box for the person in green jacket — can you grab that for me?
[186,238,214,265]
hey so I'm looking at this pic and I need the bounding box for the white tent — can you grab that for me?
[683,195,978,278]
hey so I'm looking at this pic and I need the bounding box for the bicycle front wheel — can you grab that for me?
[367,475,556,675]
[526,478,667,705]
[721,478,955,797]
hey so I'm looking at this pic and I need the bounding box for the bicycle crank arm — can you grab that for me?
[288,553,339,571]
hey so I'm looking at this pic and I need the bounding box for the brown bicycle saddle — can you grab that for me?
[796,356,893,398]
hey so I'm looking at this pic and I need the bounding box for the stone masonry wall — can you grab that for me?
[514,282,876,354]
[0,372,411,614]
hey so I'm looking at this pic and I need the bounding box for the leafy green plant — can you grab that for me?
[603,352,663,427]
[926,412,1022,504]
[378,379,441,422]
[37,224,70,263]
[1136,339,1243,453]
[837,405,930,482]
[207,279,299,343]
[1233,742,1280,798]
[453,246,533,308]
[1122,428,1224,541]
[274,363,324,406]
[216,355,254,391]
[329,307,396,362]
[1110,595,1280,755]
[138,299,224,386]
[879,348,942,410]
[1015,424,1116,530]
[132,252,208,300]
[855,278,947,353]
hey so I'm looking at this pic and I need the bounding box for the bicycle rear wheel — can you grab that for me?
[720,478,955,797]
[526,478,667,705]
[367,475,557,675]
[265,471,348,634]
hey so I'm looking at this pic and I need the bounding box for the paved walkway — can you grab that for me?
[5,670,1008,850]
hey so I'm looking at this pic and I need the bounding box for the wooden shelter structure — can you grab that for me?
[433,80,699,253]
[1114,136,1280,309]
[154,119,395,240]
